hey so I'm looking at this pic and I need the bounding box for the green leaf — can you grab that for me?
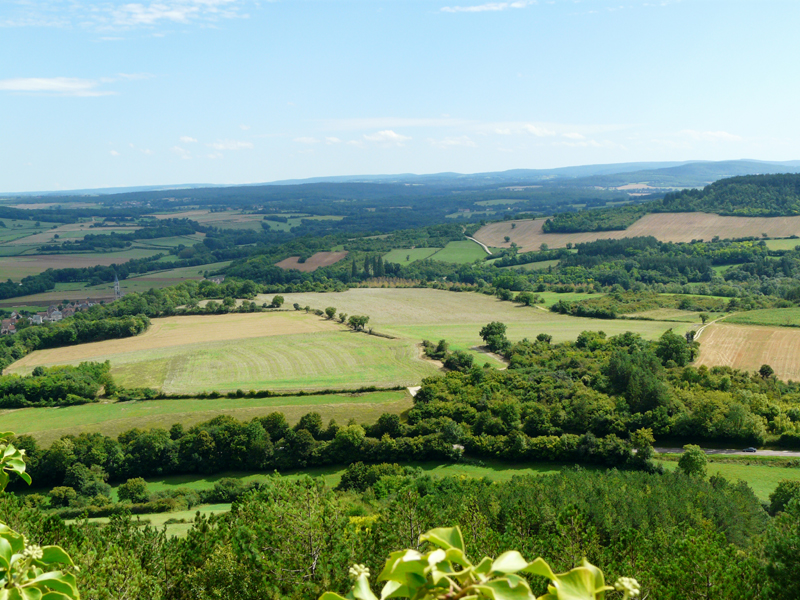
[351,575,378,600]
[548,567,611,600]
[25,572,79,599]
[491,551,529,575]
[20,588,43,600]
[379,580,410,600]
[319,593,349,600]
[444,548,471,568]
[521,557,557,581]
[426,549,447,567]
[377,550,425,583]
[40,594,74,600]
[474,577,537,600]
[579,559,608,598]
[38,547,74,568]
[0,536,13,570]
[420,527,465,552]
[474,557,493,576]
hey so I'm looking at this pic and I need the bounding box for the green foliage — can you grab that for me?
[320,526,626,600]
[678,445,708,477]
[117,478,149,504]
[543,204,648,233]
[769,479,800,514]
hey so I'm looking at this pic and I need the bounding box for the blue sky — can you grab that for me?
[1,0,799,192]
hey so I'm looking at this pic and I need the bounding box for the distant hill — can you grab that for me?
[6,159,800,199]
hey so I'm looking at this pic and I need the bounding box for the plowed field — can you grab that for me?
[275,251,348,272]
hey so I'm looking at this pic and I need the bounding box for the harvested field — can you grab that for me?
[0,248,162,280]
[7,312,439,393]
[275,251,348,272]
[726,308,800,328]
[474,213,800,251]
[265,288,692,367]
[695,323,800,381]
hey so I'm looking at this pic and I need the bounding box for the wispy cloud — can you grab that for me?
[180,136,198,143]
[441,1,533,14]
[208,139,254,150]
[109,150,120,156]
[171,146,191,159]
[680,129,742,142]
[428,135,477,148]
[293,137,320,144]
[1,0,249,30]
[363,130,411,144]
[0,77,115,97]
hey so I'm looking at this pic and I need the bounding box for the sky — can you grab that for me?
[1,0,799,192]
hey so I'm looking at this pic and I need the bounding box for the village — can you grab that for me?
[0,299,99,335]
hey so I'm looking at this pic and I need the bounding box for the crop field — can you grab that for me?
[4,222,140,246]
[383,248,441,264]
[0,248,163,280]
[499,259,560,271]
[726,308,800,328]
[265,289,692,367]
[430,240,490,263]
[474,213,800,251]
[7,311,439,393]
[475,198,527,206]
[764,238,800,251]
[695,323,800,381]
[134,233,206,249]
[0,389,412,445]
[275,251,348,272]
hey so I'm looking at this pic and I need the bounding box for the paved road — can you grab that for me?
[656,447,800,458]
[466,236,493,256]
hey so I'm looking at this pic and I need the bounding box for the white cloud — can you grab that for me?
[429,135,477,148]
[562,132,585,140]
[441,1,533,13]
[109,150,120,156]
[2,0,247,31]
[0,77,114,96]
[363,130,411,144]
[523,123,556,137]
[239,124,251,131]
[680,129,742,142]
[171,146,191,159]
[180,136,198,143]
[293,137,320,144]
[207,152,223,159]
[322,117,467,131]
[141,148,153,155]
[207,140,254,150]
[325,137,342,144]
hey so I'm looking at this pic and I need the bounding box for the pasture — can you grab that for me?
[7,311,439,394]
[764,238,800,251]
[275,251,348,272]
[382,247,440,264]
[428,240,491,263]
[0,248,162,280]
[0,390,411,445]
[695,323,800,381]
[474,212,800,251]
[726,307,800,328]
[265,288,692,366]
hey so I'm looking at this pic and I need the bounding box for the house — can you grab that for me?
[30,314,43,325]
[49,310,63,322]
[0,320,15,335]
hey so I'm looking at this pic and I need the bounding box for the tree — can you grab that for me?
[325,307,337,320]
[271,295,285,308]
[678,444,707,477]
[655,329,691,367]
[48,486,78,507]
[348,315,370,331]
[769,479,800,514]
[293,303,301,311]
[338,312,348,323]
[699,313,710,324]
[117,477,149,504]
[760,364,775,379]
[443,350,474,372]
[765,498,800,600]
[516,292,538,306]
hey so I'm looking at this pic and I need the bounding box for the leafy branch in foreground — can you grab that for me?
[0,433,79,600]
[320,525,638,600]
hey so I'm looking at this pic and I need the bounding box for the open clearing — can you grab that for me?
[0,248,162,280]
[275,251,348,272]
[726,308,800,328]
[658,460,800,501]
[264,289,692,367]
[695,323,800,381]
[7,311,439,393]
[383,248,440,264]
[474,213,800,251]
[0,390,411,446]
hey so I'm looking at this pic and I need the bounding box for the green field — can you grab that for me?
[0,390,411,445]
[658,459,800,501]
[499,259,560,271]
[475,198,527,206]
[765,238,800,251]
[382,247,441,264]
[726,307,800,327]
[428,240,490,263]
[270,289,691,367]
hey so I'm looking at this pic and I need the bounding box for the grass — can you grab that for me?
[765,238,800,251]
[475,198,527,206]
[0,248,163,280]
[7,312,439,394]
[382,248,441,265]
[0,390,412,446]
[428,241,490,263]
[270,289,690,368]
[622,309,724,323]
[658,460,800,501]
[499,259,560,271]
[726,307,800,327]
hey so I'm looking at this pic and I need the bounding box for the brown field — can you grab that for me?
[6,312,340,373]
[695,323,800,381]
[275,251,348,272]
[0,249,162,280]
[474,213,800,251]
